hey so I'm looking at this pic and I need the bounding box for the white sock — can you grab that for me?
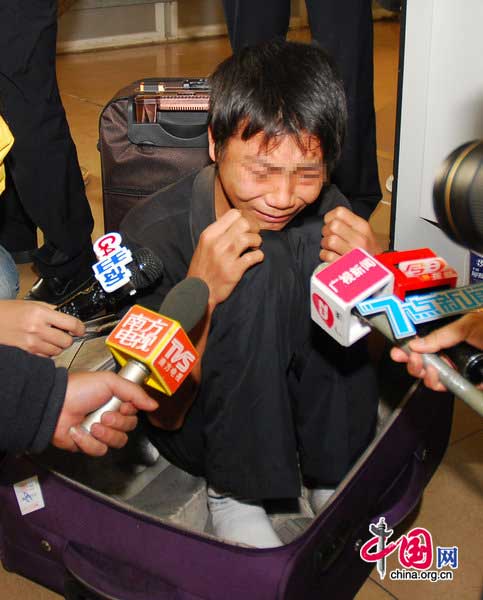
[309,487,335,514]
[207,487,283,548]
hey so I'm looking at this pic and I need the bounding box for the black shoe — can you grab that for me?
[24,272,95,306]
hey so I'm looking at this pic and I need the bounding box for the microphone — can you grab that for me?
[358,310,483,418]
[81,277,209,432]
[376,248,458,300]
[311,248,483,416]
[57,247,164,320]
[310,247,394,347]
[375,249,483,383]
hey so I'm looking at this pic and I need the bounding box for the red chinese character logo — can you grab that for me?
[312,293,334,328]
[398,527,433,570]
[360,522,433,574]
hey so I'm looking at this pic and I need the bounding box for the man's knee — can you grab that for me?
[210,230,307,338]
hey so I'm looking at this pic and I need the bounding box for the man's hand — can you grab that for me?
[52,371,158,456]
[390,313,483,391]
[320,206,382,263]
[187,209,264,307]
[0,299,85,356]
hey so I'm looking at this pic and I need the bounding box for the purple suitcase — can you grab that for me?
[0,341,453,600]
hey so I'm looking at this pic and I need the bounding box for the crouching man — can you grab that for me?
[122,40,382,547]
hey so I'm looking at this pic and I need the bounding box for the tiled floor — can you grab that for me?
[5,18,483,600]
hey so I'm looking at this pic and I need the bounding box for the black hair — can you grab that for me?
[208,39,347,172]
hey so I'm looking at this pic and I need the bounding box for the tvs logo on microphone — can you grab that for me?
[154,327,198,388]
[163,338,196,374]
[312,293,334,328]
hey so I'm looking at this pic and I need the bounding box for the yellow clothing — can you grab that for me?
[0,116,14,195]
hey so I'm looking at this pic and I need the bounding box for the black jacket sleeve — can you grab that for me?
[0,344,68,453]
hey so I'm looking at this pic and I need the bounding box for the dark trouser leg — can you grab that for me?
[0,0,94,278]
[0,170,37,255]
[305,0,382,218]
[147,231,308,499]
[287,217,379,486]
[289,334,378,487]
[146,228,378,499]
[221,0,290,51]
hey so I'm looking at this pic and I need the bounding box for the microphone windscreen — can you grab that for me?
[130,248,164,289]
[159,277,209,332]
[56,246,163,320]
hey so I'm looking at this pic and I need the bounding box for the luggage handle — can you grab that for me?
[127,102,208,149]
[64,542,201,600]
[314,449,428,574]
[372,446,428,529]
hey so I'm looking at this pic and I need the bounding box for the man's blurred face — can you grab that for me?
[210,129,326,230]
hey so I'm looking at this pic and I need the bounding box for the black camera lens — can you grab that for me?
[433,140,483,253]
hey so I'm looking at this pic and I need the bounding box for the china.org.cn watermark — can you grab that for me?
[359,517,458,582]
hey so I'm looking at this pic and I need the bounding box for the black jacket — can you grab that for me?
[121,165,350,311]
[0,344,67,453]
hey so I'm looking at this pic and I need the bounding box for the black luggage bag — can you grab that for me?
[98,78,212,232]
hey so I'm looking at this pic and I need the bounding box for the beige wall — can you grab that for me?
[58,4,155,42]
[58,0,308,47]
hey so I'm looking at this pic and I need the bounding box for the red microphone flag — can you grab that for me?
[106,305,199,395]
